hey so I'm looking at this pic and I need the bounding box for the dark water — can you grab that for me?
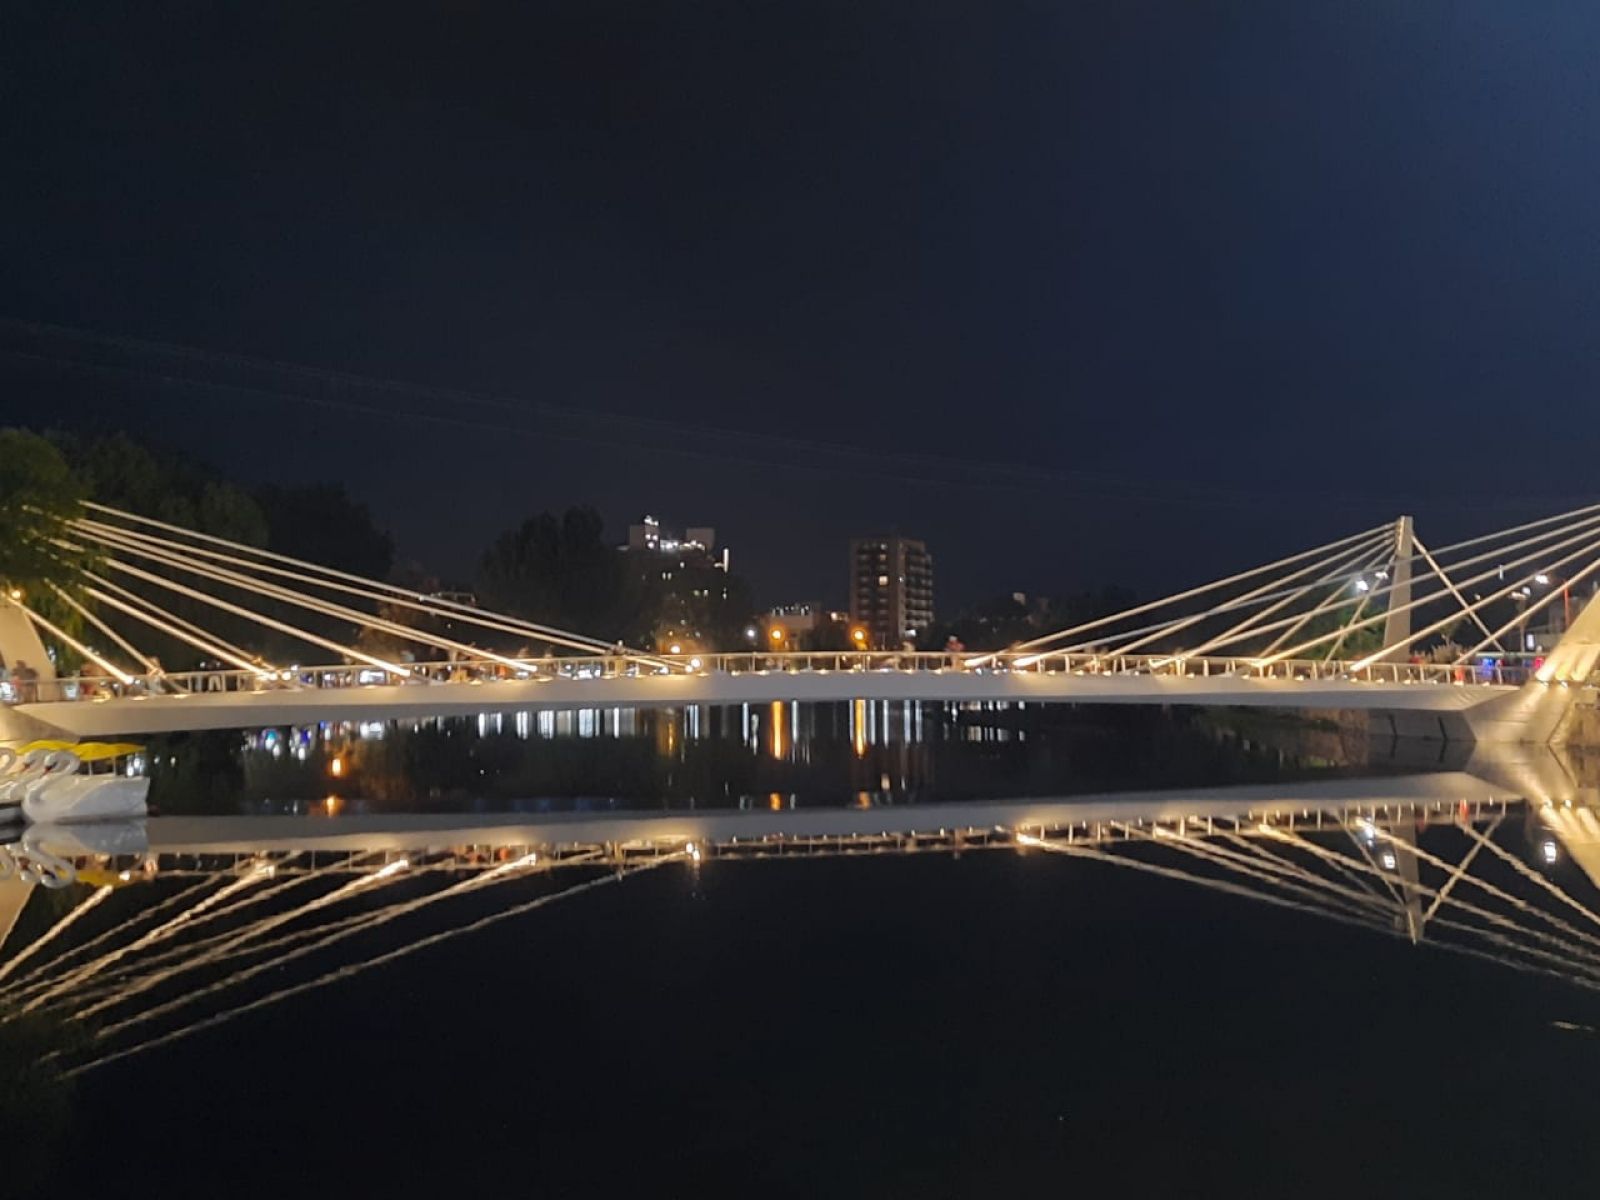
[7,704,1600,1197]
[53,849,1600,1197]
[145,701,1385,815]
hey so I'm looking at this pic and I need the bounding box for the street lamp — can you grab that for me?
[1528,571,1571,647]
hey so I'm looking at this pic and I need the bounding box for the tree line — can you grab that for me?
[0,427,756,666]
[3,425,1148,667]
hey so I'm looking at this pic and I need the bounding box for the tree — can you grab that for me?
[55,430,269,546]
[638,560,756,651]
[477,507,634,642]
[199,480,270,548]
[476,508,758,650]
[1276,598,1384,660]
[254,483,392,579]
[809,614,854,651]
[45,431,273,668]
[918,593,1034,651]
[0,428,89,606]
[1042,586,1138,632]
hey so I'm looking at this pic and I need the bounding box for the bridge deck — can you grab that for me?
[13,667,1520,737]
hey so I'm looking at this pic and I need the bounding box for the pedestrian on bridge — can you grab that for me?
[79,661,107,699]
[13,659,38,703]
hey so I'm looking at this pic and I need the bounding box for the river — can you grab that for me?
[4,702,1598,1197]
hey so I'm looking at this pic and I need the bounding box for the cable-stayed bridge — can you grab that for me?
[6,501,1600,741]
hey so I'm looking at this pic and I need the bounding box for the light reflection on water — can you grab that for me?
[7,766,1600,1085]
[145,701,1394,817]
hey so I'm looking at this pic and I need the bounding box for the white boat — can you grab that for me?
[0,741,150,824]
[18,749,83,806]
[23,756,149,824]
[0,748,73,811]
[0,747,19,820]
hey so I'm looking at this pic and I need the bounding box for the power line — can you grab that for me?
[1,343,1272,504]
[1,316,1592,514]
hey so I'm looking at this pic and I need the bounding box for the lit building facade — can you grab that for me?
[624,515,728,572]
[849,537,934,649]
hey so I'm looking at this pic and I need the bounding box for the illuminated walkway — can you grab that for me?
[13,651,1526,738]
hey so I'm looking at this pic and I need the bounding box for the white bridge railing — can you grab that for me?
[5,649,1535,705]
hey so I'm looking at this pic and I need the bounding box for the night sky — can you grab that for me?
[4,3,1600,609]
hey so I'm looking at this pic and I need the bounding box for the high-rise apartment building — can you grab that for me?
[849,536,934,649]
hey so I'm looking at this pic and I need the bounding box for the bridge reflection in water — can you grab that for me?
[5,762,1600,1079]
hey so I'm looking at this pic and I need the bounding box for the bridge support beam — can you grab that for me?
[0,598,72,741]
[1379,515,1414,661]
[0,705,72,744]
[0,597,55,688]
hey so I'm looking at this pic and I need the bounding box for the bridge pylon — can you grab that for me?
[0,595,70,741]
[0,596,55,689]
[1378,515,1415,661]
